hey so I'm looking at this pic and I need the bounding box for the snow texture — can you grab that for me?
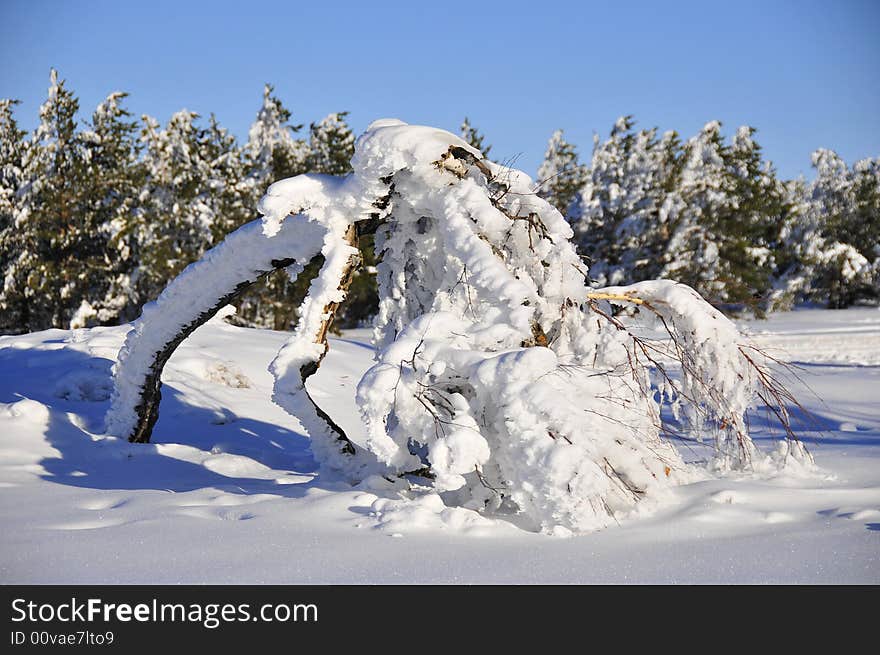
[1,310,878,582]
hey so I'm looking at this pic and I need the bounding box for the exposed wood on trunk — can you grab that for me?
[298,223,362,455]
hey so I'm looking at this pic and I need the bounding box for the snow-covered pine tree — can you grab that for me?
[659,120,730,302]
[574,116,677,286]
[713,126,792,313]
[459,117,491,158]
[135,110,249,303]
[768,176,812,310]
[107,119,811,534]
[661,123,792,313]
[0,99,27,333]
[0,70,96,332]
[202,113,251,240]
[789,150,879,308]
[573,116,635,285]
[536,129,587,215]
[307,112,355,176]
[637,129,686,279]
[0,99,25,234]
[846,157,880,301]
[68,91,143,328]
[246,84,309,186]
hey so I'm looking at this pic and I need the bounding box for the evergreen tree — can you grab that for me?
[659,120,730,301]
[69,91,143,327]
[792,150,879,308]
[574,116,636,284]
[202,113,251,239]
[715,126,792,311]
[307,112,354,175]
[661,124,794,313]
[0,99,26,284]
[0,70,91,332]
[246,84,309,187]
[575,116,677,285]
[459,117,491,157]
[536,129,587,215]
[135,110,236,301]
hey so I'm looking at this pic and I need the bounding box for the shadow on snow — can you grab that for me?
[0,344,331,499]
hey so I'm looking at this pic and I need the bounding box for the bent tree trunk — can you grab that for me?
[104,213,373,453]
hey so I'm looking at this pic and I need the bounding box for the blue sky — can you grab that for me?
[1,0,878,179]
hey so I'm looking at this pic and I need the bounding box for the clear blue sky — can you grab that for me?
[1,0,878,180]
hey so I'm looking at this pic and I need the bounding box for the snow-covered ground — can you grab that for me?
[1,307,878,583]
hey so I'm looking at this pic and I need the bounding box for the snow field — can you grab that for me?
[0,308,878,583]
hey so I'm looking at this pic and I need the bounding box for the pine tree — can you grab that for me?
[246,84,308,187]
[768,176,812,310]
[459,117,491,157]
[575,116,677,286]
[574,116,635,284]
[660,124,793,313]
[718,126,792,311]
[68,91,144,327]
[659,120,731,302]
[307,112,354,175]
[0,99,26,306]
[135,110,222,301]
[798,150,879,307]
[0,70,92,332]
[536,129,587,215]
[0,99,25,223]
[202,113,251,239]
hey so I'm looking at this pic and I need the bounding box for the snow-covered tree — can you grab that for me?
[202,113,251,239]
[536,129,587,215]
[0,99,25,224]
[776,150,879,308]
[68,91,144,328]
[0,98,27,316]
[245,84,309,187]
[134,110,250,302]
[307,112,354,175]
[703,126,791,312]
[0,70,94,332]
[659,122,792,312]
[107,120,810,535]
[574,117,679,286]
[659,120,730,300]
[237,86,312,330]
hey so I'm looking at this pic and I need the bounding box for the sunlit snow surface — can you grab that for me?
[1,308,878,583]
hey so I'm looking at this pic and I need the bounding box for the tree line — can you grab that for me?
[0,70,369,335]
[538,117,879,313]
[1,71,877,335]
